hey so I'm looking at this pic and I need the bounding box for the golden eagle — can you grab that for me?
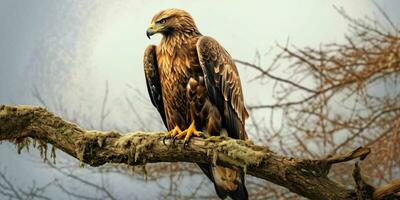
[144,8,248,200]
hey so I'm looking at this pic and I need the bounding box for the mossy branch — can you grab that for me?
[0,105,399,200]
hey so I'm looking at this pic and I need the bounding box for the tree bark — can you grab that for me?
[0,105,398,200]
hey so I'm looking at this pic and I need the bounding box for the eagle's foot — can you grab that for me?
[172,121,205,148]
[163,125,183,145]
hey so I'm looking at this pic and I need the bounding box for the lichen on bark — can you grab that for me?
[1,105,399,200]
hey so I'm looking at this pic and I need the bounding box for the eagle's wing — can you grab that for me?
[196,36,249,140]
[143,45,167,127]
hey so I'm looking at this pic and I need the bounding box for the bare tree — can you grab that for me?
[234,5,400,198]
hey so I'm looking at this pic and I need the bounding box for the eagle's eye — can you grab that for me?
[158,18,167,24]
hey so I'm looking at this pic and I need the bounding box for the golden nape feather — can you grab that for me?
[143,8,248,200]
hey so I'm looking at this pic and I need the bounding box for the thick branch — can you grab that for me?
[0,105,398,200]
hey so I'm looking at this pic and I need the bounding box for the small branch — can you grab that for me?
[234,59,317,93]
[353,162,376,200]
[0,105,398,200]
[326,147,370,164]
[373,180,400,200]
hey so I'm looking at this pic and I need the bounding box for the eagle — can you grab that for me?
[143,9,249,200]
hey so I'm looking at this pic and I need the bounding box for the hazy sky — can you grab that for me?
[0,0,399,199]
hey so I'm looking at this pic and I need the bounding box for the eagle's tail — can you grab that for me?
[212,166,248,200]
[198,164,248,200]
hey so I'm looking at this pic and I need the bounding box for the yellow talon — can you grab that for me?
[163,125,183,145]
[183,121,203,142]
[167,125,183,138]
[164,122,205,146]
[175,130,188,139]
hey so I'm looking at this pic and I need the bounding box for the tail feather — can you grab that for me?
[212,166,248,200]
[198,164,247,200]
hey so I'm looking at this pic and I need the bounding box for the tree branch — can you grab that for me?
[0,105,398,199]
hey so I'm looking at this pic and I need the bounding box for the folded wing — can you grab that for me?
[143,45,167,127]
[196,36,249,140]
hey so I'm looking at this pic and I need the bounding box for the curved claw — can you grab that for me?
[183,132,206,149]
[183,139,190,149]
[167,122,204,148]
[172,136,179,146]
[162,136,168,145]
[165,125,183,146]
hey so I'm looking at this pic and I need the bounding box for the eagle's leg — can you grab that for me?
[163,125,183,145]
[173,121,205,147]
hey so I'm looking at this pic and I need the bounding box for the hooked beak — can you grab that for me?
[146,24,157,39]
[146,28,155,39]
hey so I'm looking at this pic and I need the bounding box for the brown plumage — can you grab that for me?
[143,8,249,200]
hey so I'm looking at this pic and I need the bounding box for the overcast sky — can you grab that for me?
[0,0,399,199]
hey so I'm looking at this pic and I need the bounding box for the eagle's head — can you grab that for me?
[146,8,200,39]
